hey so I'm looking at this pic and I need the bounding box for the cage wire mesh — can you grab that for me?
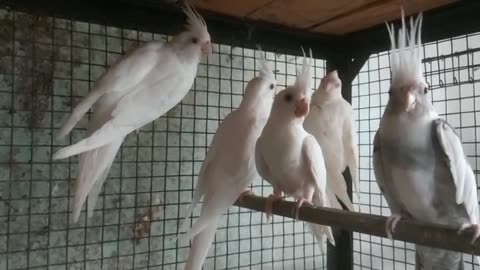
[352,34,480,269]
[2,6,480,270]
[0,9,330,270]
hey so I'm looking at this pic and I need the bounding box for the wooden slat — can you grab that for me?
[246,0,379,29]
[195,0,271,17]
[311,0,457,34]
[194,0,457,35]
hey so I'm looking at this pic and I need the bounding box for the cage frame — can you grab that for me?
[2,0,480,269]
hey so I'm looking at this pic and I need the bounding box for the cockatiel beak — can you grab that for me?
[327,70,338,80]
[294,96,310,117]
[401,86,416,112]
[201,41,212,56]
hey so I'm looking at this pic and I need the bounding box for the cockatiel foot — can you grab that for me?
[238,189,254,204]
[293,198,313,220]
[458,223,480,244]
[265,191,283,223]
[385,213,403,239]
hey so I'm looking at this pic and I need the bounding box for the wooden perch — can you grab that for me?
[234,194,480,256]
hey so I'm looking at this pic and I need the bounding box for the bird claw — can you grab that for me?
[385,214,403,239]
[293,198,313,221]
[265,193,282,223]
[458,223,480,244]
[238,189,254,204]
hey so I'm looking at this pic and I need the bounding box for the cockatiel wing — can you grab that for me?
[302,135,328,206]
[343,107,360,194]
[57,42,165,139]
[179,111,256,240]
[433,119,479,223]
[372,131,403,215]
[302,135,335,247]
[255,137,272,182]
[177,112,227,235]
[52,51,187,159]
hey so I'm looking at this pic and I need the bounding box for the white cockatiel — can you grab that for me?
[177,53,277,270]
[52,4,212,222]
[255,51,335,252]
[373,12,479,269]
[304,71,359,211]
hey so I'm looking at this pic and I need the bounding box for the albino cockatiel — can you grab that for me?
[373,12,479,269]
[52,4,212,222]
[255,51,335,252]
[177,53,277,270]
[304,71,359,211]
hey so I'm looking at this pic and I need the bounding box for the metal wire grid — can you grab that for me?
[0,9,329,270]
[351,33,480,270]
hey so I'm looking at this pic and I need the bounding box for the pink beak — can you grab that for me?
[294,97,310,117]
[328,70,338,78]
[401,86,416,112]
[201,42,212,56]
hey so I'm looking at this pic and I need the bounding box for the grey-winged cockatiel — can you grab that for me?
[304,70,359,211]
[177,52,277,270]
[52,4,212,222]
[255,51,335,252]
[373,12,479,269]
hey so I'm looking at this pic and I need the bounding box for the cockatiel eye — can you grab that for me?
[284,93,293,102]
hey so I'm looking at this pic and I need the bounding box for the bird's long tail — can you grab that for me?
[177,187,204,238]
[72,137,123,222]
[180,185,240,242]
[180,197,227,242]
[415,245,464,270]
[53,122,131,160]
[57,87,106,140]
[327,170,354,211]
[307,223,335,253]
[308,193,335,253]
[184,218,219,270]
[181,189,239,269]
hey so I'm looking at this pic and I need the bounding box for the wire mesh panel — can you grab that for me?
[352,33,480,270]
[0,9,329,270]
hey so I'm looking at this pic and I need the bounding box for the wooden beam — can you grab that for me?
[310,0,456,35]
[0,0,347,59]
[344,0,480,55]
[234,194,480,256]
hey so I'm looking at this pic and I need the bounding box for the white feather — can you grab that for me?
[386,10,424,87]
[178,52,277,270]
[295,48,314,95]
[54,5,210,222]
[304,70,360,210]
[435,120,479,224]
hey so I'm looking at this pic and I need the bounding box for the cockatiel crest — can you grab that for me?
[183,3,209,39]
[386,10,424,88]
[257,54,275,82]
[294,48,314,96]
